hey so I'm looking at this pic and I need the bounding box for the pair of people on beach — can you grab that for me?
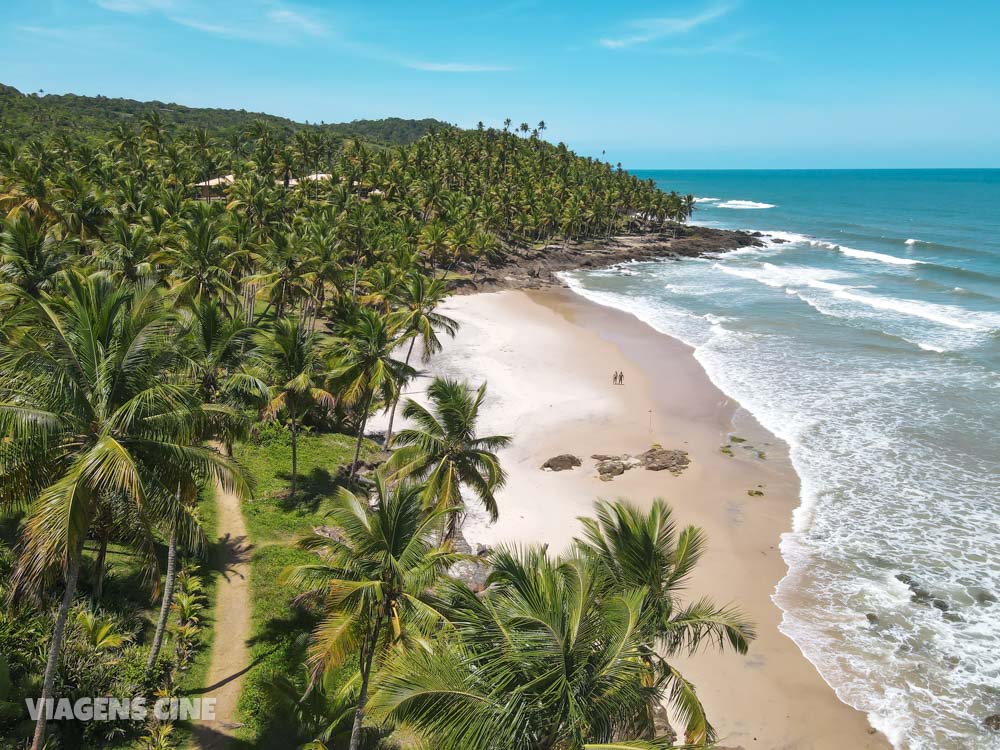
[612,370,625,385]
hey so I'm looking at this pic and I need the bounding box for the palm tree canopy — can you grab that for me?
[258,316,336,423]
[386,377,510,522]
[179,295,268,408]
[394,272,458,363]
[576,499,754,656]
[281,474,461,683]
[370,545,681,750]
[0,214,71,296]
[0,271,250,592]
[576,499,756,744]
[330,307,413,408]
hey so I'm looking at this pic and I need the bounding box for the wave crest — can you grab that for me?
[717,199,776,209]
[808,241,924,267]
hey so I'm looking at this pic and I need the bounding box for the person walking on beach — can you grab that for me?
[613,371,619,385]
[619,371,624,385]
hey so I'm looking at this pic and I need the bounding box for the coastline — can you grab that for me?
[452,224,765,294]
[377,287,890,749]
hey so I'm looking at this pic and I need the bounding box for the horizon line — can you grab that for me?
[623,166,1000,172]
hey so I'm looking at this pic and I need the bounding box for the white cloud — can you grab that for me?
[267,8,326,37]
[171,16,260,40]
[600,5,731,49]
[95,0,174,13]
[403,61,513,73]
[95,0,328,43]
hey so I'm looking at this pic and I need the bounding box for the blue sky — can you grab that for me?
[3,0,1000,168]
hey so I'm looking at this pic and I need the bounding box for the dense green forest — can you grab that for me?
[0,105,740,750]
[0,84,451,145]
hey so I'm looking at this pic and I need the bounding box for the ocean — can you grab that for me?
[561,170,1000,749]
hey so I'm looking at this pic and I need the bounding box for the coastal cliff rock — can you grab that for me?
[453,225,764,294]
[541,454,581,471]
[451,557,492,593]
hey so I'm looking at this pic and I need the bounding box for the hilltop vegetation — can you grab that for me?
[0,83,451,145]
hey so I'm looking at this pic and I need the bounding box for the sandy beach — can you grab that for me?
[373,287,890,749]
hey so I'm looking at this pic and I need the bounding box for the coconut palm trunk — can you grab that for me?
[382,337,416,449]
[30,543,82,750]
[290,417,299,498]
[349,603,384,750]
[92,533,108,601]
[350,389,374,479]
[146,527,178,671]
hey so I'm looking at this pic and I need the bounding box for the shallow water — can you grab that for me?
[563,169,1000,749]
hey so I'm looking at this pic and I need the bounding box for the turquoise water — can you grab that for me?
[563,170,1000,749]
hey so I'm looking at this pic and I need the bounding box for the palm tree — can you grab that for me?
[146,478,206,671]
[179,296,268,434]
[0,215,71,296]
[96,216,155,282]
[331,308,413,478]
[0,272,249,750]
[75,608,131,651]
[385,377,509,534]
[382,273,457,448]
[370,545,685,749]
[86,491,157,602]
[258,317,335,498]
[281,474,459,750]
[576,499,756,744]
[156,202,240,307]
[250,228,314,321]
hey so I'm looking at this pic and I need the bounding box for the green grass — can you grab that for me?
[230,430,378,745]
[236,544,318,745]
[236,431,378,543]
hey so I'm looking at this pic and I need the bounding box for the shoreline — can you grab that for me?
[376,287,889,749]
[452,224,765,294]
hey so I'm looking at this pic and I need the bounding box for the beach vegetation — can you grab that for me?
[386,377,511,535]
[0,98,716,750]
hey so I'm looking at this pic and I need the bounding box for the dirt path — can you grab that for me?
[191,470,253,749]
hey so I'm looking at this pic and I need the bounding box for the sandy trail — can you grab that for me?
[191,466,253,750]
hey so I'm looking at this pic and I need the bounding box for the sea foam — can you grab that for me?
[717,199,776,209]
[716,262,1000,332]
[807,239,923,266]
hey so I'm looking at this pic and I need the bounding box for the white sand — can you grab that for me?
[370,288,889,749]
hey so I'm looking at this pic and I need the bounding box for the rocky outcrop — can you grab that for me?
[543,448,692,482]
[896,573,933,604]
[984,714,1000,732]
[596,459,626,480]
[651,705,677,743]
[638,448,690,474]
[449,526,492,593]
[451,557,492,593]
[451,226,765,294]
[541,454,582,471]
[972,588,997,606]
